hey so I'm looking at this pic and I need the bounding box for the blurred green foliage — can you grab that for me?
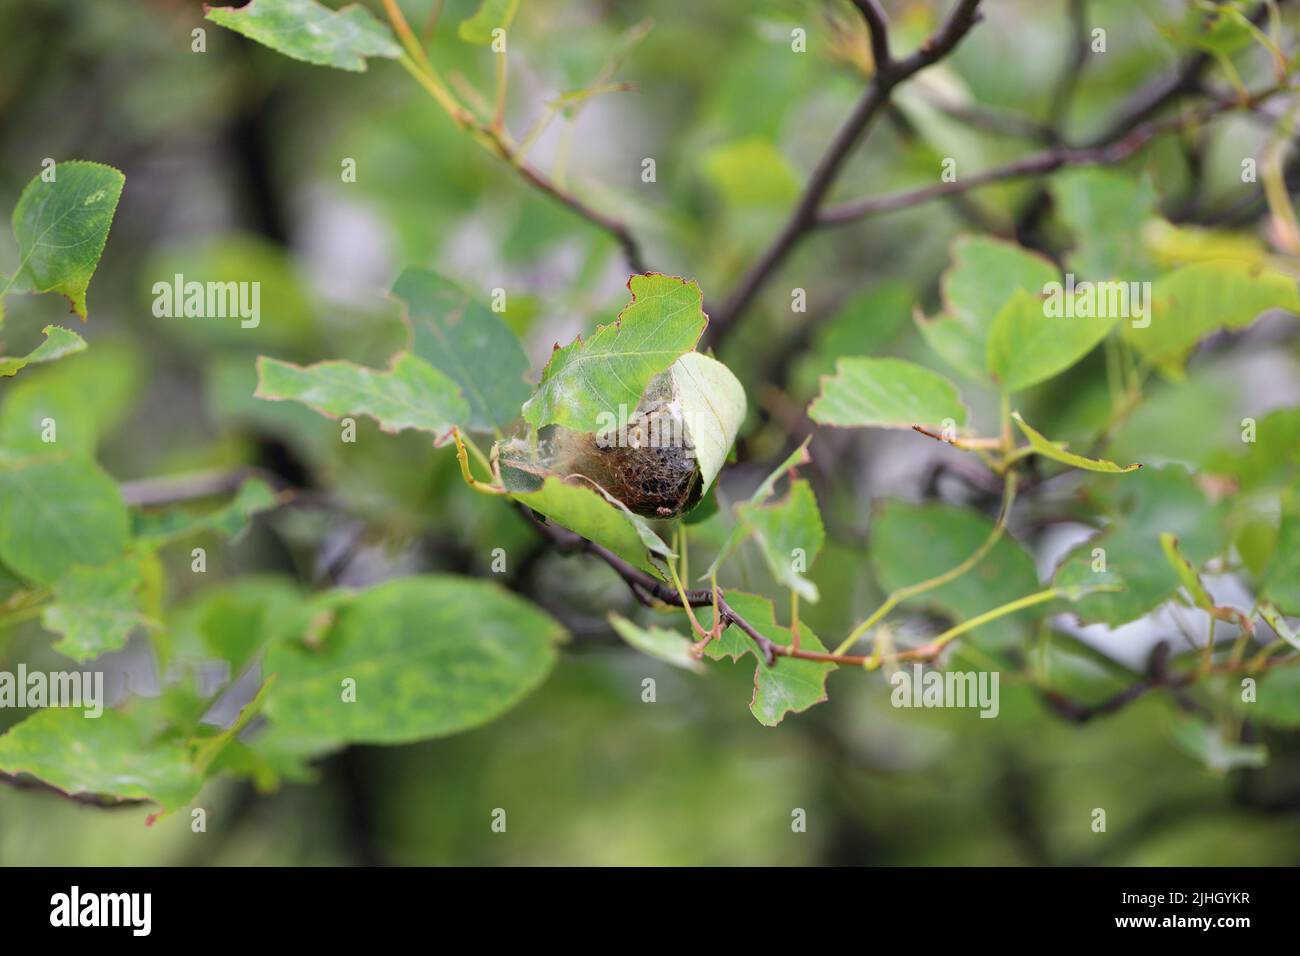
[1,0,1299,865]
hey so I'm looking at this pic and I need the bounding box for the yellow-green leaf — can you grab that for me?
[1012,411,1141,473]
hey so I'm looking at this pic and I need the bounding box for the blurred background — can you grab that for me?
[1,0,1299,865]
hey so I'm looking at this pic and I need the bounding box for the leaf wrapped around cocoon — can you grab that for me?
[502,351,744,520]
[521,273,707,434]
[668,351,745,494]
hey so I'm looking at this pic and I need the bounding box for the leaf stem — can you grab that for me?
[452,428,507,494]
[833,470,1017,655]
[926,587,1062,653]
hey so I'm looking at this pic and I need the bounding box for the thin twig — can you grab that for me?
[1045,0,1089,130]
[852,0,892,71]
[1077,0,1282,147]
[704,0,984,348]
[118,467,285,507]
[1041,649,1300,723]
[382,0,648,273]
[817,85,1289,226]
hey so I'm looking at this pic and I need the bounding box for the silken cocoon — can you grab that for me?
[496,352,746,518]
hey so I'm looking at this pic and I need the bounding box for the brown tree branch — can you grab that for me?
[1067,0,1284,150]
[1040,649,1299,724]
[1045,0,1089,130]
[382,0,648,274]
[118,467,287,507]
[816,85,1288,226]
[852,0,892,71]
[703,0,984,349]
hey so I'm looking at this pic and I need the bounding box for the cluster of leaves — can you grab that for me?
[1,0,1299,819]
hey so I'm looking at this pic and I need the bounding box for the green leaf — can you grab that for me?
[1260,482,1300,614]
[171,576,306,677]
[0,326,86,377]
[132,477,281,545]
[0,709,201,811]
[265,575,565,744]
[916,236,1059,381]
[987,288,1118,392]
[736,478,825,602]
[521,273,707,433]
[808,356,967,430]
[41,555,152,662]
[703,591,832,726]
[791,282,913,396]
[1012,412,1141,473]
[1125,261,1300,375]
[0,454,129,585]
[1053,465,1227,627]
[255,353,469,438]
[0,340,142,455]
[392,268,531,432]
[205,0,402,71]
[1251,667,1300,729]
[1171,718,1267,773]
[670,352,745,494]
[1259,603,1300,652]
[6,161,124,319]
[1206,405,1300,492]
[869,500,1041,642]
[608,613,704,672]
[510,475,673,579]
[459,0,519,44]
[702,438,810,581]
[1050,168,1157,279]
[1160,531,1252,629]
[1184,6,1256,56]
[702,139,800,208]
